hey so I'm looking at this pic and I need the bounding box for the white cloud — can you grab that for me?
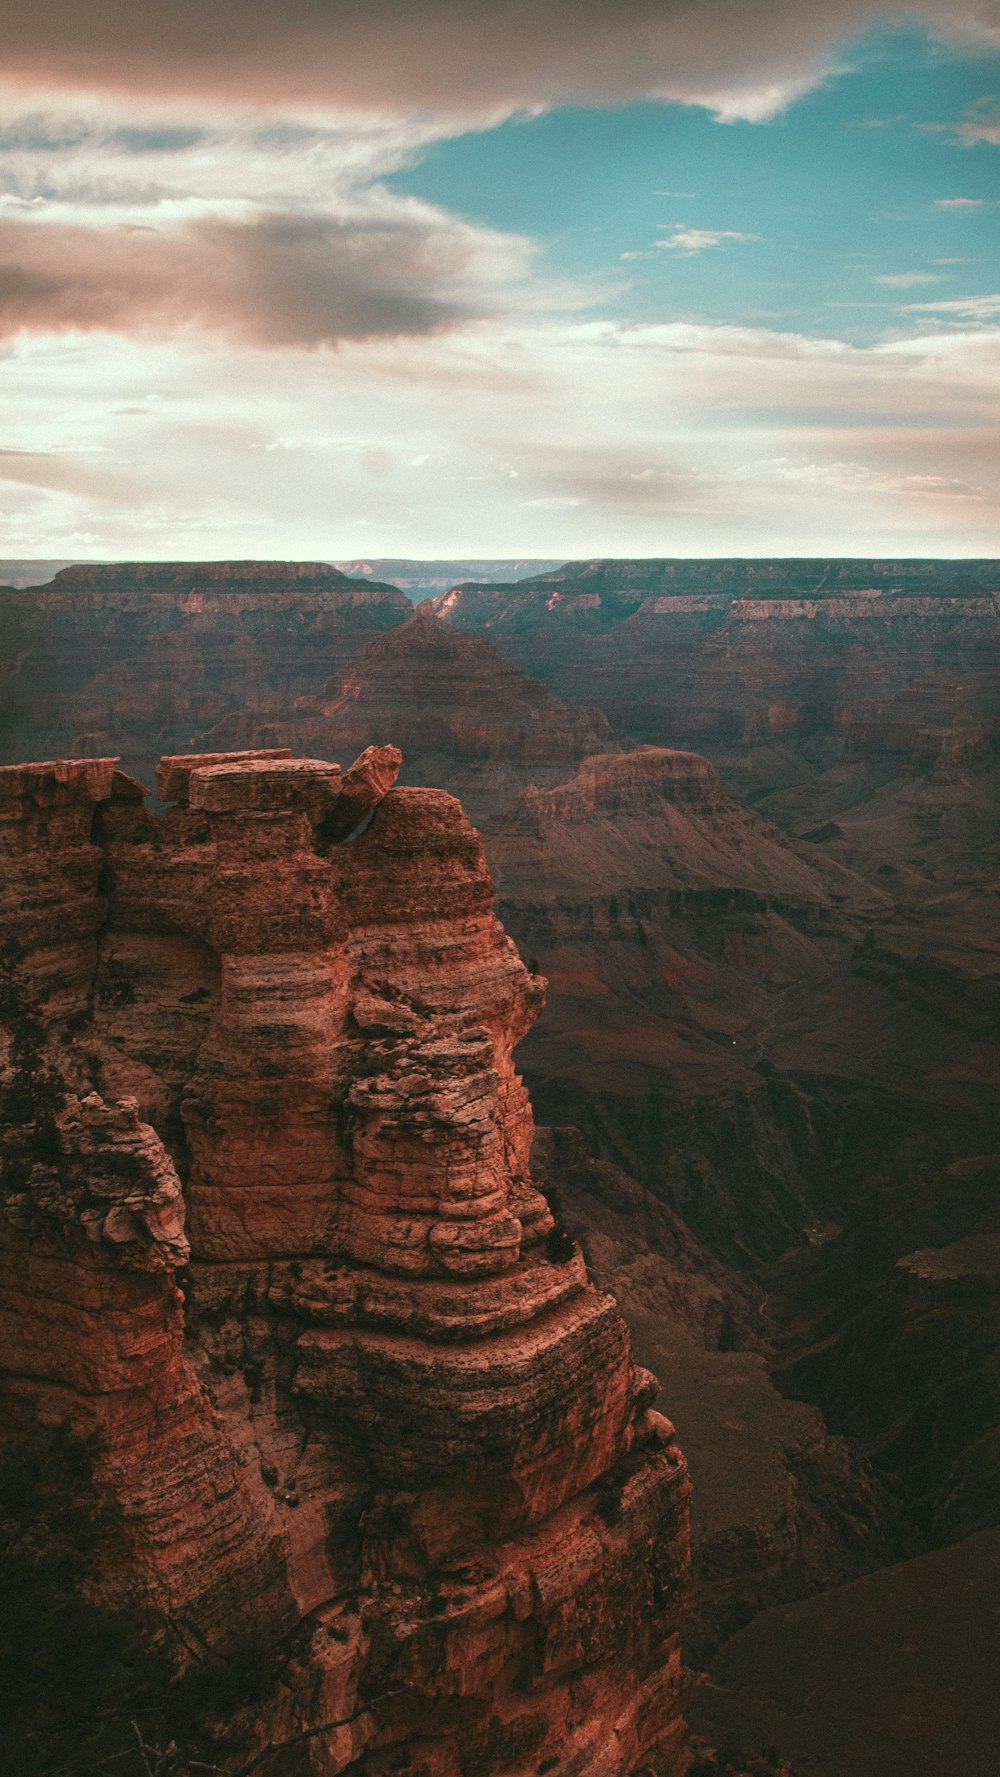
[875,271,945,286]
[931,100,1000,146]
[0,92,558,347]
[2,313,997,559]
[903,294,1000,318]
[655,227,758,256]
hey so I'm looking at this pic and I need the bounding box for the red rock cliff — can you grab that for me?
[0,749,690,1777]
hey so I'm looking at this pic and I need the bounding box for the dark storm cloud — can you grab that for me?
[0,211,488,345]
[1,1,997,114]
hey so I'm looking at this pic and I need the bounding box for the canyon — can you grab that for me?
[333,563,564,599]
[205,604,616,824]
[432,558,999,805]
[0,747,691,1777]
[0,563,410,793]
[5,556,998,816]
[1,556,998,1775]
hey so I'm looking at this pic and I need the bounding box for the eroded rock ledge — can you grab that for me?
[0,747,690,1777]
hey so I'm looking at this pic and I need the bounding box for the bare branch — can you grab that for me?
[131,1723,155,1777]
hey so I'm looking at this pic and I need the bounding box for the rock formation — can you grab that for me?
[0,562,410,786]
[482,747,895,1260]
[433,559,1000,802]
[0,747,691,1776]
[213,604,615,823]
[3,556,997,1777]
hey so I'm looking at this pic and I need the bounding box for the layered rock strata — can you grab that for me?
[433,560,1000,800]
[483,748,895,1260]
[211,604,615,824]
[0,747,691,1776]
[0,562,410,783]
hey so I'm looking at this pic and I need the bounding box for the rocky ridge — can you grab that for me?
[0,563,410,787]
[215,605,616,823]
[0,747,691,1777]
[432,560,1000,802]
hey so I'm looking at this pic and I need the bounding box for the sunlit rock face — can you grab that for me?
[0,747,691,1777]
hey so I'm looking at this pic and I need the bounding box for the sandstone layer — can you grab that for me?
[212,605,615,824]
[0,747,691,1777]
[0,562,410,787]
[433,559,1000,801]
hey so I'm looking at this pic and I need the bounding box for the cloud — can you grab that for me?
[903,293,1000,318]
[655,227,758,256]
[929,99,1000,146]
[522,450,720,515]
[875,271,945,286]
[0,1,997,123]
[935,197,985,207]
[0,96,446,214]
[732,456,984,499]
[3,312,998,558]
[0,207,532,345]
[0,445,136,499]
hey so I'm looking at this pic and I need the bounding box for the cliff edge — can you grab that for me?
[0,747,690,1777]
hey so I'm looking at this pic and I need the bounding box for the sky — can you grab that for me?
[0,0,998,561]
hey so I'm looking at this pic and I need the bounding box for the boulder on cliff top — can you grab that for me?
[318,742,402,841]
[188,755,342,815]
[0,756,120,811]
[156,747,293,802]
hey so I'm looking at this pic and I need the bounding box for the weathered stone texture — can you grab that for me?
[0,747,690,1777]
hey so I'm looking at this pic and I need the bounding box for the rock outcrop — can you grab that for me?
[482,747,897,1261]
[0,562,410,786]
[215,605,615,824]
[485,747,879,909]
[433,559,1000,802]
[0,748,691,1776]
